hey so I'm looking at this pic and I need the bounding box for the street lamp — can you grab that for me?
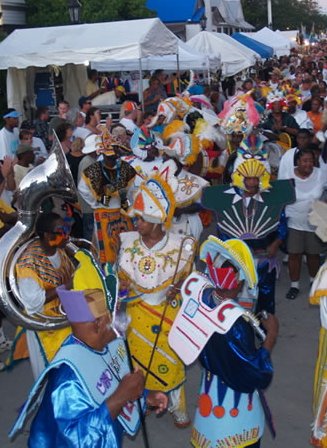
[68,0,82,24]
[200,15,207,31]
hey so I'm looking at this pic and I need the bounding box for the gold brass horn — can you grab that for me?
[0,134,77,331]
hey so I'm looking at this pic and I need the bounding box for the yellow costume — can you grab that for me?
[310,261,327,447]
[14,239,74,374]
[118,165,196,427]
[119,231,193,391]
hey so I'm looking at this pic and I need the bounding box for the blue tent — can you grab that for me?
[232,32,273,59]
[147,0,204,24]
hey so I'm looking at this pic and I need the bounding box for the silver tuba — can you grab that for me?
[0,134,77,331]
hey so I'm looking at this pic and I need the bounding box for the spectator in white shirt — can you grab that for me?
[0,109,21,160]
[285,148,327,300]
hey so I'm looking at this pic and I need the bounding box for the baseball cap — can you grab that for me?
[3,109,22,119]
[115,85,126,95]
[16,144,34,156]
[123,101,138,112]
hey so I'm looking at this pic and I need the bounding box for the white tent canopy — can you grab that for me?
[276,30,298,48]
[216,32,261,63]
[187,31,254,77]
[0,18,179,69]
[0,18,180,113]
[242,27,291,57]
[92,39,219,72]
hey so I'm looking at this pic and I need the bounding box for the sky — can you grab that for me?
[318,0,327,12]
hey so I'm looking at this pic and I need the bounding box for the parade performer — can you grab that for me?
[118,165,196,427]
[122,127,164,201]
[217,92,262,184]
[15,212,74,378]
[202,157,295,313]
[169,235,279,448]
[78,130,136,264]
[10,246,168,447]
[309,259,327,448]
[162,123,209,239]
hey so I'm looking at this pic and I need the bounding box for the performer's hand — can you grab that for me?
[1,155,14,178]
[266,239,281,258]
[146,391,168,414]
[174,207,183,218]
[118,369,145,403]
[107,369,145,419]
[261,314,279,352]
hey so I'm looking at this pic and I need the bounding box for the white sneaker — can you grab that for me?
[171,409,191,429]
[0,338,13,354]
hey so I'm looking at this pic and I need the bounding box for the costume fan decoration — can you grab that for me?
[218,92,260,135]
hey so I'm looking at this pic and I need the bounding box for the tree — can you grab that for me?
[26,0,154,27]
[241,0,327,32]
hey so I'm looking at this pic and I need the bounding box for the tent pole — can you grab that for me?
[207,57,211,85]
[176,50,180,93]
[138,58,144,112]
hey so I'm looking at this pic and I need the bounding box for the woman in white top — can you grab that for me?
[285,148,327,299]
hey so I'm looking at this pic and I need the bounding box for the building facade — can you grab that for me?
[0,0,26,33]
[147,0,254,40]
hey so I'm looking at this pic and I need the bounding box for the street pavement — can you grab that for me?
[0,259,320,448]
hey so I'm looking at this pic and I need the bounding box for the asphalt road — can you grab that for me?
[0,259,319,448]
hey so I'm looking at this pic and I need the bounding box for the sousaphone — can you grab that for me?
[0,134,77,330]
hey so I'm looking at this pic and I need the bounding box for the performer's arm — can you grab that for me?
[174,202,202,218]
[78,177,99,209]
[48,366,123,447]
[266,210,287,257]
[106,369,145,419]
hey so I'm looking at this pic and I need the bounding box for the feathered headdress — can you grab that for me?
[128,160,178,228]
[266,90,288,110]
[218,92,260,135]
[232,158,271,191]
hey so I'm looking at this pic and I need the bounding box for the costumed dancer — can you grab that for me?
[117,164,196,427]
[168,235,279,448]
[217,92,262,184]
[121,127,164,201]
[161,122,209,239]
[78,129,136,264]
[307,207,327,447]
[10,245,168,447]
[14,212,74,378]
[202,157,295,314]
[310,258,327,448]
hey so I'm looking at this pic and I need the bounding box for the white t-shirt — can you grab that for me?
[285,167,327,231]
[278,147,297,180]
[292,110,313,129]
[119,117,138,135]
[32,136,48,160]
[0,127,19,159]
[73,126,91,140]
[278,147,327,180]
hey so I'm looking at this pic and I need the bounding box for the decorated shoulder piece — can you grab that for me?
[168,271,246,365]
[169,236,263,365]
